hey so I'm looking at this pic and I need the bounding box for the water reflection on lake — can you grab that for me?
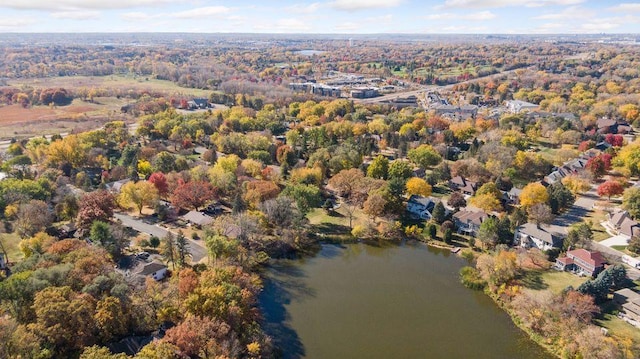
[259,242,552,359]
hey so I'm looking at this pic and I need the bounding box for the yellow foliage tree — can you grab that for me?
[470,193,502,212]
[562,175,590,194]
[118,181,159,215]
[405,177,432,197]
[520,182,549,208]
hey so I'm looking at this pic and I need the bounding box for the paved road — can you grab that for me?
[115,212,208,263]
[545,187,640,280]
[548,188,598,235]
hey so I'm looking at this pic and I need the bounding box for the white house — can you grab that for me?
[514,223,563,251]
[407,195,436,220]
[505,100,539,114]
[138,262,168,281]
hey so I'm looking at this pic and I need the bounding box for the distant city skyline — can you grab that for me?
[0,1,639,34]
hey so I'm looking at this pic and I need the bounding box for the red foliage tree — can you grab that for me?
[163,315,240,358]
[148,172,169,197]
[597,180,624,200]
[578,140,595,152]
[170,180,217,211]
[76,190,116,229]
[605,134,624,147]
[586,154,612,179]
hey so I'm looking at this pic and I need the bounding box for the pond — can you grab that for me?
[259,242,553,359]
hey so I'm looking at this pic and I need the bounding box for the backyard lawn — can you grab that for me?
[540,271,589,294]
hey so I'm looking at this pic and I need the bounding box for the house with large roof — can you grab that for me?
[406,195,436,220]
[514,223,563,251]
[452,209,488,237]
[138,262,168,281]
[449,176,478,197]
[608,210,640,240]
[614,288,640,325]
[555,249,606,277]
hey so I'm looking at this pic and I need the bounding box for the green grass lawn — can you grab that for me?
[539,271,589,294]
[596,313,640,343]
[0,233,23,265]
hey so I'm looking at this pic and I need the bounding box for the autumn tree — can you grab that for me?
[148,172,169,198]
[623,187,640,219]
[405,177,432,197]
[519,182,549,208]
[562,175,590,194]
[597,180,624,200]
[118,181,159,215]
[470,193,502,212]
[281,183,322,215]
[367,155,389,179]
[388,160,413,180]
[171,180,216,211]
[448,191,467,211]
[31,286,97,353]
[163,315,240,358]
[586,154,612,180]
[76,190,116,229]
[615,140,640,176]
[15,199,53,238]
[327,168,364,198]
[407,144,442,169]
[363,193,387,220]
[527,203,554,226]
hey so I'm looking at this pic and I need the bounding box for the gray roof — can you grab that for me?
[138,262,167,276]
[518,223,561,245]
[182,210,214,226]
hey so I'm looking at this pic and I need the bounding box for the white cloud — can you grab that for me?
[534,6,594,20]
[0,17,36,28]
[286,2,322,14]
[440,0,584,9]
[0,0,179,10]
[608,3,640,12]
[172,6,231,19]
[121,12,153,21]
[425,10,496,21]
[51,10,100,20]
[330,0,403,11]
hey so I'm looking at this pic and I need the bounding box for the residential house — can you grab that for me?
[106,179,131,194]
[609,210,640,240]
[182,210,214,227]
[505,187,522,205]
[407,195,436,220]
[514,222,563,251]
[505,100,539,114]
[138,262,168,281]
[449,176,478,196]
[597,118,632,135]
[555,249,606,277]
[613,288,640,324]
[452,210,488,237]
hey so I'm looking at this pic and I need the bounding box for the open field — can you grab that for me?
[0,75,214,139]
[7,75,212,98]
[537,270,589,294]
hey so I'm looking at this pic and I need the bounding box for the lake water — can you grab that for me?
[259,242,553,359]
[295,50,325,56]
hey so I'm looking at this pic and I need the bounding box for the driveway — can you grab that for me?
[115,213,208,263]
[600,235,630,248]
[548,189,598,235]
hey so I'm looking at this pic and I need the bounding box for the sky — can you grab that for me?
[0,0,639,34]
